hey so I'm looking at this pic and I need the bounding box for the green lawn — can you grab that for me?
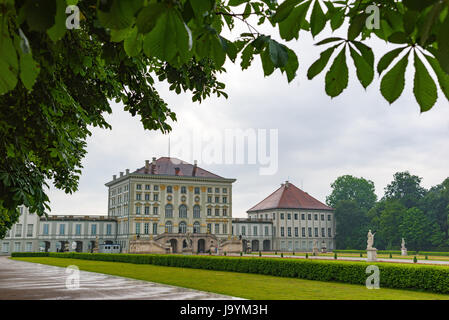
[11,256,449,300]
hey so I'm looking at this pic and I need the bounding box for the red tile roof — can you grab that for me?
[247,182,333,212]
[133,157,226,179]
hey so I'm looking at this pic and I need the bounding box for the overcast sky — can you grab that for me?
[46,17,449,218]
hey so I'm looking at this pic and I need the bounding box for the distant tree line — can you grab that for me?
[327,172,449,251]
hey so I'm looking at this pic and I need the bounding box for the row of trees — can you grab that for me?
[327,172,449,251]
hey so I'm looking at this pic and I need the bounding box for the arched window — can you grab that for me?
[165,204,173,218]
[193,221,200,233]
[179,221,187,233]
[179,205,187,218]
[165,221,172,233]
[193,205,200,218]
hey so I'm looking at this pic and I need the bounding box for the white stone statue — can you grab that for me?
[401,238,406,250]
[401,238,407,256]
[367,230,376,250]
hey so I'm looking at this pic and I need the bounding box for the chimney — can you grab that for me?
[192,160,197,176]
[175,167,180,175]
[285,180,289,188]
[151,157,156,174]
[145,160,150,170]
[113,175,116,180]
[120,171,123,177]
[125,169,129,175]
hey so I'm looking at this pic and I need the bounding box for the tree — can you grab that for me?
[420,178,449,245]
[384,171,426,208]
[1,0,449,238]
[334,200,368,249]
[326,175,377,211]
[399,207,439,251]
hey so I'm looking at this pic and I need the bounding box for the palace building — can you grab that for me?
[0,157,335,255]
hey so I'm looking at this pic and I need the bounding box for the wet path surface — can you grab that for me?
[0,256,242,300]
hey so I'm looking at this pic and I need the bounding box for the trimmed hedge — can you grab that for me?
[11,252,449,294]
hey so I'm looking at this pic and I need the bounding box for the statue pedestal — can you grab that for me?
[312,248,319,255]
[401,248,407,256]
[182,248,193,255]
[367,248,377,262]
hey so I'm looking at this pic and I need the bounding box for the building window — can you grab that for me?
[193,221,200,233]
[215,196,219,203]
[193,205,200,218]
[295,227,299,237]
[145,194,150,201]
[280,213,284,220]
[43,224,49,236]
[272,213,275,219]
[2,243,9,253]
[106,224,112,235]
[222,208,227,216]
[328,228,332,237]
[91,224,97,236]
[222,197,227,203]
[314,214,318,220]
[153,223,158,235]
[314,227,318,237]
[181,186,186,194]
[144,223,149,234]
[165,221,172,233]
[308,227,312,237]
[302,227,305,237]
[264,226,269,236]
[167,186,172,193]
[194,187,200,194]
[153,206,158,215]
[153,194,159,201]
[215,208,219,216]
[308,214,311,220]
[328,214,331,221]
[223,188,227,193]
[154,185,159,191]
[214,224,219,234]
[301,213,305,220]
[165,204,173,218]
[207,208,212,216]
[321,214,324,220]
[14,242,21,252]
[207,187,212,193]
[144,206,150,215]
[15,224,22,237]
[253,226,258,236]
[75,224,81,236]
[135,223,140,235]
[179,221,187,233]
[241,226,246,235]
[59,224,65,235]
[281,227,285,237]
[26,224,33,237]
[207,196,212,203]
[223,223,227,234]
[321,228,325,237]
[136,184,142,190]
[179,205,187,218]
[294,213,298,220]
[145,184,150,190]
[215,188,219,193]
[287,213,291,220]
[135,206,141,215]
[136,194,141,201]
[287,227,292,237]
[207,223,212,233]
[26,242,32,252]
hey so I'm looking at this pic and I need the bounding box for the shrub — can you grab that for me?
[305,253,308,259]
[334,253,337,260]
[275,251,277,255]
[389,253,392,259]
[293,252,295,256]
[224,252,227,256]
[240,252,243,256]
[280,253,283,258]
[360,253,363,258]
[413,256,418,263]
[425,255,428,260]
[12,252,449,294]
[259,251,261,257]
